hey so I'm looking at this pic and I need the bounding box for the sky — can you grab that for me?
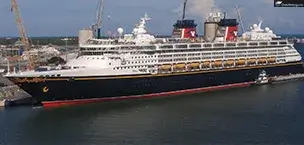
[0,0,303,37]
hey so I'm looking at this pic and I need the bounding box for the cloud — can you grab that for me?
[183,0,304,34]
[187,0,218,21]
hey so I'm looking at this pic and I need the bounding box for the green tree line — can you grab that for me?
[0,37,79,46]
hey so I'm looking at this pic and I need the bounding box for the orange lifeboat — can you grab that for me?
[212,60,222,67]
[190,62,200,68]
[225,59,234,65]
[159,64,171,70]
[267,56,276,63]
[236,58,246,65]
[258,57,267,63]
[202,61,210,67]
[247,58,256,64]
[174,63,186,69]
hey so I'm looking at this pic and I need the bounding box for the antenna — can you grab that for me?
[182,0,188,20]
[235,5,245,34]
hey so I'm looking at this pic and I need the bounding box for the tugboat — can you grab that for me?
[255,70,270,85]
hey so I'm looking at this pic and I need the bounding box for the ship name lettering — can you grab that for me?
[15,77,46,83]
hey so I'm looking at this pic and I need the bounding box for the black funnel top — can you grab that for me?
[218,19,238,26]
[173,20,197,29]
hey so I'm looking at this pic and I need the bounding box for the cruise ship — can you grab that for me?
[4,11,304,107]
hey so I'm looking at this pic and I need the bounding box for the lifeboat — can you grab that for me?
[159,64,172,70]
[190,62,200,68]
[258,57,267,63]
[236,58,246,65]
[225,59,234,65]
[174,63,186,69]
[212,60,222,67]
[202,61,210,67]
[247,58,256,64]
[267,56,276,63]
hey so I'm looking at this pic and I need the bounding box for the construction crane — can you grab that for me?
[10,0,34,70]
[92,0,104,39]
[235,5,245,34]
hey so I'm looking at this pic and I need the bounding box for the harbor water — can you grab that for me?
[0,43,304,145]
[1,81,304,144]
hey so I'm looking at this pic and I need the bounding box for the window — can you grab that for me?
[160,45,173,49]
[176,45,188,48]
[238,43,247,46]
[226,43,236,47]
[203,44,212,47]
[249,43,258,46]
[213,43,224,47]
[189,44,201,48]
[270,42,278,45]
[259,42,268,45]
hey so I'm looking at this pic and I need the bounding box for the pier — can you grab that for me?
[0,76,35,108]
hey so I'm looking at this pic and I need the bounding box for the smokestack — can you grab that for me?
[97,28,101,39]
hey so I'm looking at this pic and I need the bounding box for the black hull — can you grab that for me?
[7,62,304,107]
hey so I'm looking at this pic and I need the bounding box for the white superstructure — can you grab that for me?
[5,13,302,78]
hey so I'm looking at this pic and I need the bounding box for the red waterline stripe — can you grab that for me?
[42,81,255,108]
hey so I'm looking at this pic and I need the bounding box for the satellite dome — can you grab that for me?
[117,27,124,34]
[242,33,247,38]
[265,27,270,32]
[133,28,138,34]
[269,30,273,34]
[253,24,258,28]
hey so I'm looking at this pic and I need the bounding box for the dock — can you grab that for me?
[0,75,35,108]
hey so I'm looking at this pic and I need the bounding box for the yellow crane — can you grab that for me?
[10,0,35,70]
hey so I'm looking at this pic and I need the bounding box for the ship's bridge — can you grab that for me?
[64,55,119,69]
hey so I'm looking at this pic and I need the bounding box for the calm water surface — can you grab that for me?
[1,81,304,145]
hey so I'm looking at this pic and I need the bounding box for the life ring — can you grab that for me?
[43,86,49,93]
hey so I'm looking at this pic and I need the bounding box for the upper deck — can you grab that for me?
[80,38,291,52]
[80,13,289,53]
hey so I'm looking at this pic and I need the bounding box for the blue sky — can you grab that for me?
[0,0,303,37]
